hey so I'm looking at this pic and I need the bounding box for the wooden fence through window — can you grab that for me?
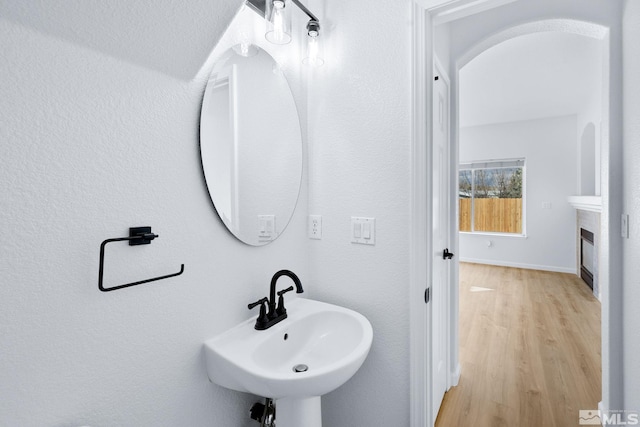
[459,198,522,234]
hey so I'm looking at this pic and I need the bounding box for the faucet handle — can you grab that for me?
[277,286,294,297]
[276,286,294,316]
[248,297,268,310]
[248,297,269,328]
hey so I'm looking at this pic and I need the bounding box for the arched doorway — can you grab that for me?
[410,2,623,426]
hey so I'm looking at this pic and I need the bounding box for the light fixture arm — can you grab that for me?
[246,0,320,32]
[290,0,319,23]
[245,0,324,65]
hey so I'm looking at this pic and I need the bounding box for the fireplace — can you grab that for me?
[569,202,600,299]
[580,228,595,289]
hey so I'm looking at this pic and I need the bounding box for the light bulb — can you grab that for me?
[272,8,285,41]
[232,42,258,57]
[303,35,324,66]
[303,20,323,66]
[232,27,258,57]
[265,0,291,45]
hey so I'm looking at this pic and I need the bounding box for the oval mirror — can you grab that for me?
[200,45,303,246]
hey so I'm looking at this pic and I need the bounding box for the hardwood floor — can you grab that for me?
[435,263,601,427]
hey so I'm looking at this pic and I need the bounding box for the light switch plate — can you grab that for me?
[621,214,629,239]
[258,215,275,242]
[351,217,375,245]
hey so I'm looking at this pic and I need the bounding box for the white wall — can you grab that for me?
[459,116,578,272]
[306,0,412,425]
[0,0,416,424]
[622,0,640,414]
[575,37,604,197]
[576,82,603,197]
[0,2,310,426]
[450,0,625,415]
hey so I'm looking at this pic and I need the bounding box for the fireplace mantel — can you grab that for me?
[568,196,602,212]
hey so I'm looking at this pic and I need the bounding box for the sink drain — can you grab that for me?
[292,364,308,373]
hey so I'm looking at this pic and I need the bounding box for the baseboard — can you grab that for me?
[459,257,576,274]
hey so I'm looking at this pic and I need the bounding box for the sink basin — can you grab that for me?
[203,298,373,400]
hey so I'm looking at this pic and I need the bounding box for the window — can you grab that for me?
[459,159,525,235]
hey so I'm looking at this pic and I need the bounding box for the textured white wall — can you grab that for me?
[0,2,310,426]
[305,0,412,425]
[459,116,578,273]
[622,0,640,414]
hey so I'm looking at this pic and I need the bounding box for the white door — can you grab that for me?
[431,64,450,425]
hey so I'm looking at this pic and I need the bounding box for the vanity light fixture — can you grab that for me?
[303,19,323,67]
[247,0,324,66]
[265,0,292,45]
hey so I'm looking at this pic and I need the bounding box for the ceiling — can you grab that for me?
[459,31,604,128]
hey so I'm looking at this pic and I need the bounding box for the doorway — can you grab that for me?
[409,1,622,426]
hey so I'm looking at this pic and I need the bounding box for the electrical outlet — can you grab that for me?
[309,215,322,239]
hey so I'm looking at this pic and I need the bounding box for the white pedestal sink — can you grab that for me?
[203,298,373,427]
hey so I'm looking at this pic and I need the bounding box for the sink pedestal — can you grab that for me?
[276,396,322,427]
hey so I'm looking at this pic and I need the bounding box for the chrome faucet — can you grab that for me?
[248,270,304,330]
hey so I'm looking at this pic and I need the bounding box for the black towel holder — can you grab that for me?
[98,226,184,292]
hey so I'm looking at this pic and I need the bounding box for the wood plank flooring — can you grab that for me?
[435,263,601,427]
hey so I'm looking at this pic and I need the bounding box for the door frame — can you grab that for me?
[409,2,461,425]
[410,2,507,424]
[410,1,623,425]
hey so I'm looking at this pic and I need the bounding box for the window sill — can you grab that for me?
[459,231,528,239]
